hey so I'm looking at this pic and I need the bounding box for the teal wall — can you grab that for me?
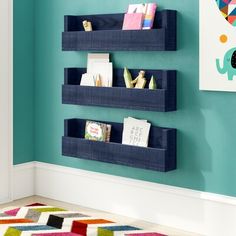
[14,0,236,197]
[14,0,35,164]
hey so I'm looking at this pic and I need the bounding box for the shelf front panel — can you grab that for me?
[62,68,177,112]
[62,10,177,51]
[62,29,174,51]
[62,137,168,171]
[63,85,168,111]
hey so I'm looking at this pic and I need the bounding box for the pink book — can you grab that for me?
[122,13,144,30]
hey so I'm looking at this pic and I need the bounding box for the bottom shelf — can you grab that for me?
[62,119,176,172]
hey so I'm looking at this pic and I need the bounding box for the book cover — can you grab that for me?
[123,3,147,30]
[80,73,95,86]
[127,4,147,14]
[122,13,144,30]
[85,121,112,142]
[87,53,113,87]
[122,117,151,147]
[89,62,113,87]
[87,53,109,71]
[85,121,107,142]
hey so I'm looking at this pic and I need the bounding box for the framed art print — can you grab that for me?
[200,0,236,92]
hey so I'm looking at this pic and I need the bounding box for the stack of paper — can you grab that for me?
[122,117,151,147]
[80,53,113,87]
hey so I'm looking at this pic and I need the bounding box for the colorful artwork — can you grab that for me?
[200,0,236,92]
[216,47,236,80]
[216,0,236,26]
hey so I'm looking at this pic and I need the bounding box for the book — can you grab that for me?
[142,3,157,29]
[105,124,112,142]
[80,73,95,86]
[127,4,148,14]
[123,3,157,30]
[122,117,151,147]
[89,62,113,87]
[122,13,144,30]
[87,53,109,70]
[85,121,111,142]
[87,53,113,87]
[123,3,147,30]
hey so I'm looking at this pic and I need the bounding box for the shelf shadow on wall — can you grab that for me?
[175,9,212,190]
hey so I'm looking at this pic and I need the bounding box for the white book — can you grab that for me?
[87,53,109,73]
[122,117,151,147]
[127,117,147,122]
[89,62,113,87]
[127,3,148,14]
[87,53,113,87]
[87,53,109,61]
[80,73,95,86]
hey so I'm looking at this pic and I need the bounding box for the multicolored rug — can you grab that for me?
[0,203,167,236]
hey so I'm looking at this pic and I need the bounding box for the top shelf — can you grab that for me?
[62,10,177,51]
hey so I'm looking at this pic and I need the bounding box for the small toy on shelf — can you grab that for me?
[131,70,147,89]
[123,67,134,88]
[82,20,93,31]
[149,75,157,89]
[95,74,102,87]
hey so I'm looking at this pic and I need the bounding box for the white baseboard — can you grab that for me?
[13,162,35,200]
[13,162,236,235]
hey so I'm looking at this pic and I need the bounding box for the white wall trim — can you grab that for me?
[13,161,236,235]
[36,162,236,206]
[13,162,35,200]
[0,0,13,204]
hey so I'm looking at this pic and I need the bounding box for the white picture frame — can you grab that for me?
[200,0,236,92]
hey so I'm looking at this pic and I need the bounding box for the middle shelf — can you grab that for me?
[62,68,177,112]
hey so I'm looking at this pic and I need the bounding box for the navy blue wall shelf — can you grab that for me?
[62,119,177,172]
[62,10,177,51]
[62,68,177,112]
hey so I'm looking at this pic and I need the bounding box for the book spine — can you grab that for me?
[142,3,157,30]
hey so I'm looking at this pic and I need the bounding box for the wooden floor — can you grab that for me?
[0,196,202,236]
